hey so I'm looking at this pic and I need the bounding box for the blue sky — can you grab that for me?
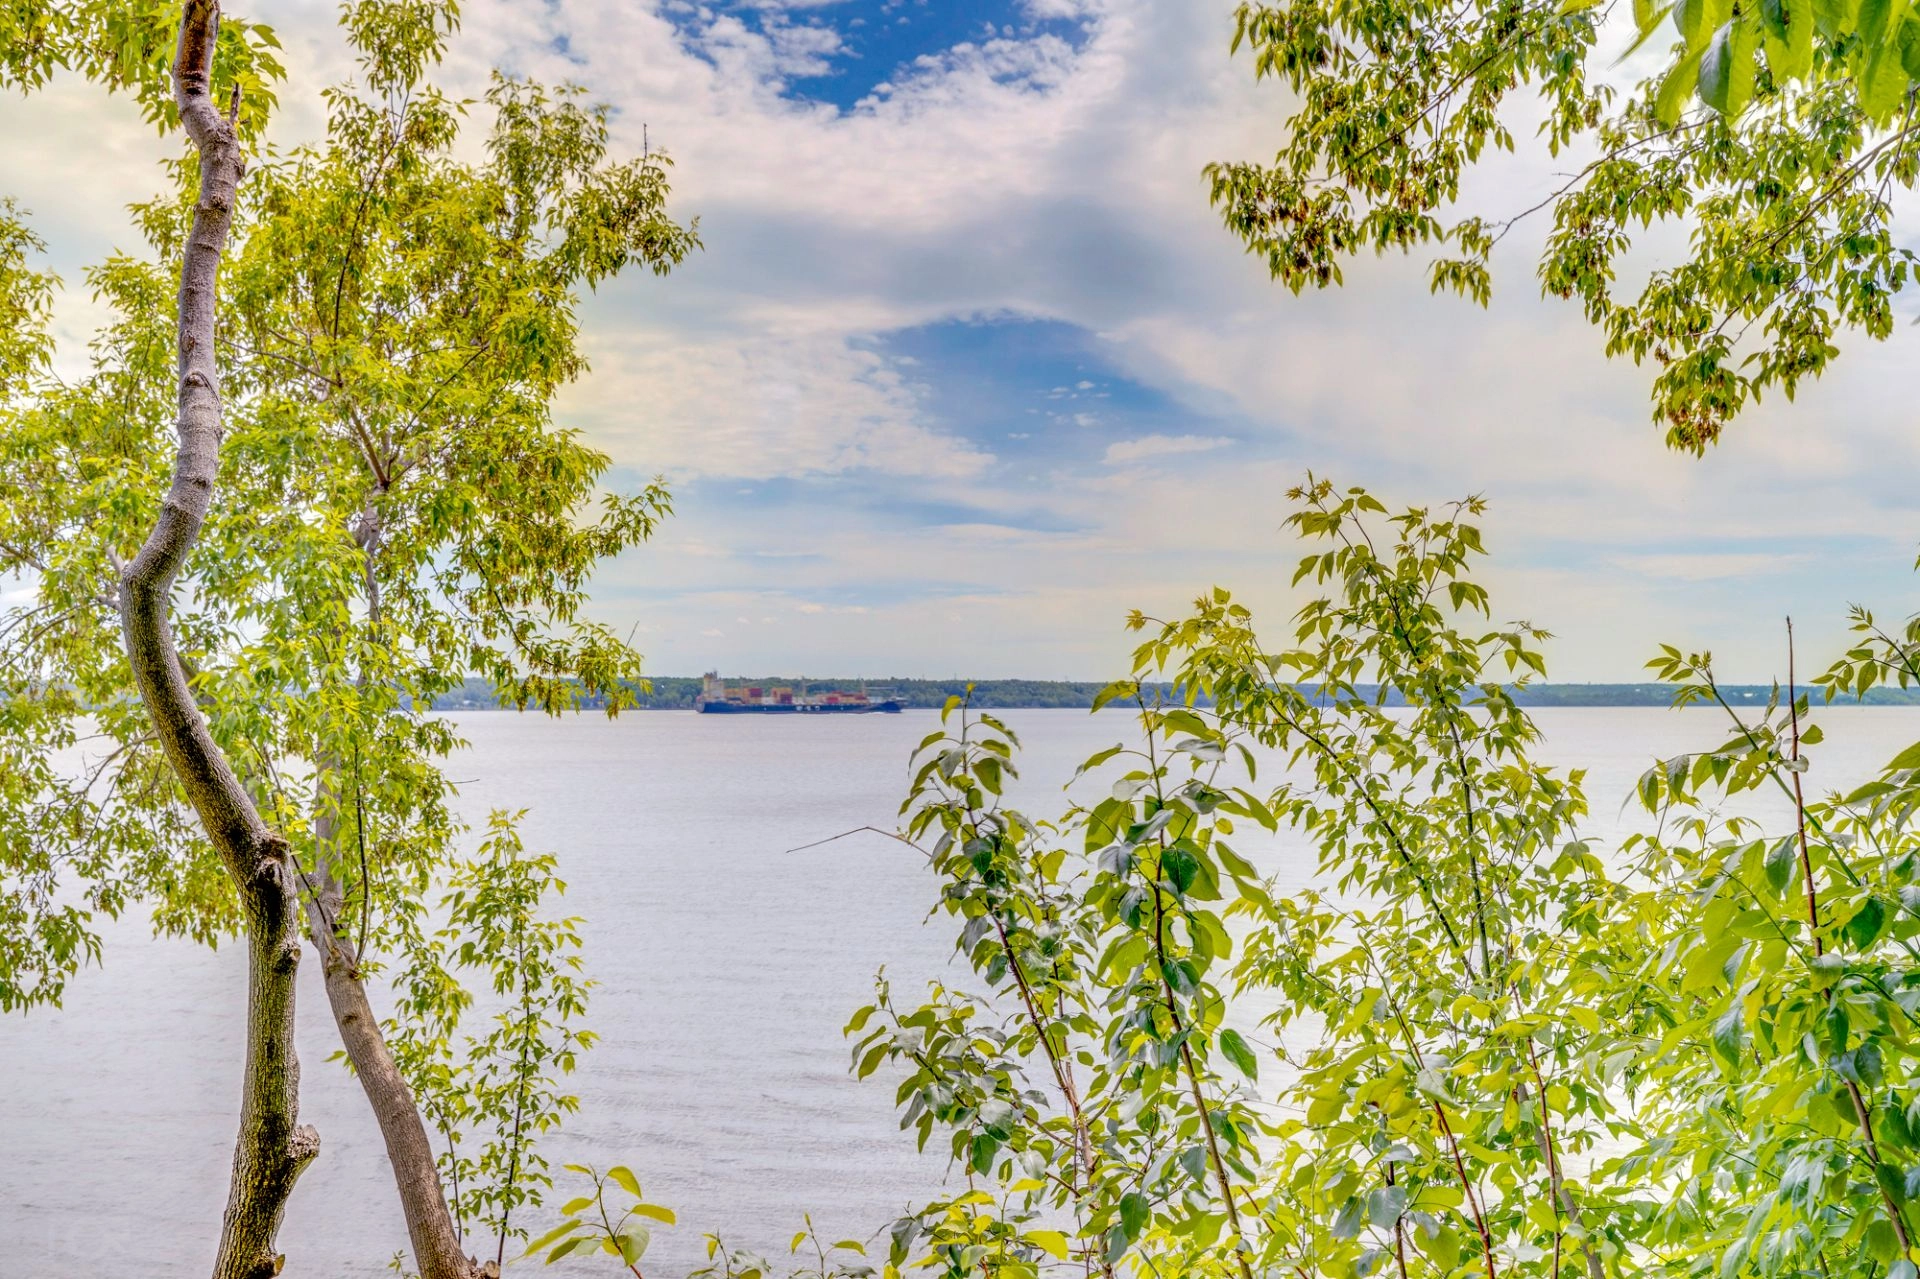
[658,0,1093,109]
[9,0,1920,680]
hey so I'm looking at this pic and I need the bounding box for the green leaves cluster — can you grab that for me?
[0,1,283,137]
[0,2,695,1257]
[387,812,593,1254]
[1213,0,1920,450]
[523,1163,674,1274]
[842,676,1282,1279]
[1615,635,1920,1279]
[829,478,1920,1279]
[0,0,690,1011]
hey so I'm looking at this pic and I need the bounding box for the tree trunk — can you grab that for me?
[303,763,484,1279]
[117,5,318,1275]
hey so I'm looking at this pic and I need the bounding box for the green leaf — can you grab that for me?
[1091,680,1137,713]
[1710,1006,1745,1067]
[1847,896,1889,949]
[1073,744,1126,780]
[1764,838,1796,894]
[1656,44,1709,126]
[1763,0,1817,77]
[1674,0,1732,45]
[1697,16,1758,113]
[1860,41,1913,120]
[618,1226,652,1266]
[1417,1220,1462,1270]
[606,1165,643,1199]
[547,1236,592,1264]
[1218,1027,1260,1080]
[1119,1191,1150,1242]
[1028,1231,1070,1260]
[1164,846,1199,895]
[1899,12,1920,77]
[1697,22,1734,110]
[1865,1216,1902,1263]
[1618,3,1679,58]
[1861,0,1899,46]
[522,1222,583,1256]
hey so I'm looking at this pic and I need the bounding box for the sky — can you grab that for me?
[6,0,1920,682]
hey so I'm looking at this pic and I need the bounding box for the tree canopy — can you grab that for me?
[0,2,695,1275]
[1209,0,1920,449]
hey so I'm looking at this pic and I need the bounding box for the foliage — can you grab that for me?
[387,813,593,1258]
[0,2,695,1267]
[0,0,689,1000]
[847,638,1282,1274]
[0,0,284,138]
[1210,0,1920,448]
[807,477,1920,1279]
[689,1221,877,1279]
[522,1163,675,1275]
[1610,638,1920,1279]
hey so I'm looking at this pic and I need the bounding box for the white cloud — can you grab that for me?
[570,329,992,480]
[9,0,1920,681]
[1609,552,1815,582]
[1103,433,1232,465]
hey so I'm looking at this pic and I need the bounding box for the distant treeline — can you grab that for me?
[432,677,1189,710]
[429,677,1920,711]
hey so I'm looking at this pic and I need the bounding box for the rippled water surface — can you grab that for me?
[6,706,1919,1276]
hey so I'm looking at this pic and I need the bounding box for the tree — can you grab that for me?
[782,480,1920,1279]
[0,2,695,1276]
[1207,0,1920,450]
[109,7,316,1277]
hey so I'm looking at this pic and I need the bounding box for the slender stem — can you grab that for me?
[592,1182,646,1279]
[1519,1030,1603,1279]
[496,928,537,1268]
[1786,621,1822,959]
[352,742,372,961]
[443,1123,465,1239]
[1176,1031,1252,1279]
[1387,1151,1411,1279]
[995,919,1085,1172]
[1785,618,1912,1253]
[1445,717,1496,982]
[1140,716,1254,1279]
[1433,1103,1498,1279]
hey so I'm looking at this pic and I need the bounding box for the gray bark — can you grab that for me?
[305,766,484,1279]
[118,5,318,1275]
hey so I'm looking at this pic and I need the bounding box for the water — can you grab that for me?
[4,705,1919,1277]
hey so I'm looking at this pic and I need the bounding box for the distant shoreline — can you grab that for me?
[432,678,1920,711]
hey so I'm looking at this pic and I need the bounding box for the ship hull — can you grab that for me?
[697,700,902,714]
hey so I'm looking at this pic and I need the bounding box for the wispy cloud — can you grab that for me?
[1609,551,1814,582]
[1103,433,1232,465]
[6,0,1918,681]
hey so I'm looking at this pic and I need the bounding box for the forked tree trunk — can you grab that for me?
[117,4,319,1276]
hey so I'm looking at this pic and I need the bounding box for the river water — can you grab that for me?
[5,706,1920,1276]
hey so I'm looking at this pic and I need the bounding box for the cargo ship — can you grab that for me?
[695,672,903,714]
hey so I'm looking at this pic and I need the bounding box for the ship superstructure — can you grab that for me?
[695,672,902,714]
